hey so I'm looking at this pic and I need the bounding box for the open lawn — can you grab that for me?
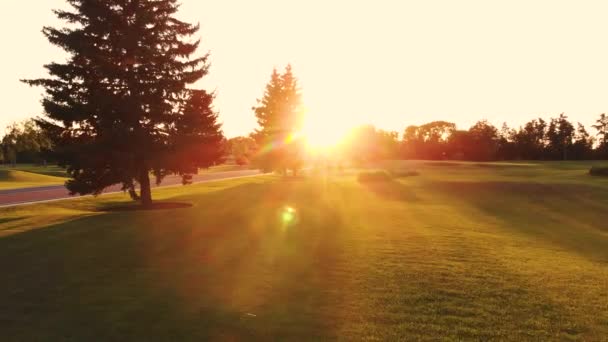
[0,164,251,191]
[0,169,66,190]
[0,161,607,340]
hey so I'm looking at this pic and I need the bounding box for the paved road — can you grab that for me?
[0,169,262,208]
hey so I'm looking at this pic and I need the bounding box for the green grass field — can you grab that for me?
[0,164,252,191]
[0,165,66,190]
[1,161,607,340]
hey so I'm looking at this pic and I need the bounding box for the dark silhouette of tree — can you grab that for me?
[593,113,608,158]
[546,113,575,160]
[22,0,222,206]
[466,120,499,161]
[496,122,517,160]
[571,123,594,160]
[513,118,547,160]
[252,65,304,175]
[393,115,607,161]
[402,121,455,159]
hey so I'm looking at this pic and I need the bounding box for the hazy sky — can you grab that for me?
[2,0,608,139]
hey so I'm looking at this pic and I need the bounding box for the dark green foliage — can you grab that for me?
[0,120,52,165]
[589,166,608,177]
[22,0,223,205]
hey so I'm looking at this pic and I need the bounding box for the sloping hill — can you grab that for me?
[0,169,66,190]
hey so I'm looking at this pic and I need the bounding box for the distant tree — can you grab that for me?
[496,122,517,160]
[228,136,257,165]
[592,113,608,158]
[402,125,422,159]
[571,123,594,160]
[513,118,547,159]
[546,113,575,160]
[345,125,399,164]
[377,129,400,160]
[466,120,499,161]
[23,0,223,206]
[446,130,469,160]
[1,120,52,166]
[252,65,304,175]
[402,121,455,159]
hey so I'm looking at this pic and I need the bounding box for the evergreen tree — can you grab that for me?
[546,113,575,160]
[252,65,304,175]
[22,0,223,205]
[592,113,608,158]
[572,123,594,160]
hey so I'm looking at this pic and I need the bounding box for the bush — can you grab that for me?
[589,166,608,177]
[357,170,393,182]
[390,169,420,178]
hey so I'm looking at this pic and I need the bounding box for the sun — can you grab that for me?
[299,117,347,151]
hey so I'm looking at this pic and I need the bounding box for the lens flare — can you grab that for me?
[281,206,297,227]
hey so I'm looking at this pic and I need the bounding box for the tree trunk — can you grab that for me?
[139,170,152,206]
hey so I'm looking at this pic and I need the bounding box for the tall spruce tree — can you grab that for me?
[252,65,304,175]
[593,113,608,157]
[23,0,223,205]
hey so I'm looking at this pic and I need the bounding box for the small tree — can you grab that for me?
[23,0,223,206]
[252,65,304,175]
[228,136,257,165]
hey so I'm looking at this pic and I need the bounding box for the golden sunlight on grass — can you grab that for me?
[1,163,607,340]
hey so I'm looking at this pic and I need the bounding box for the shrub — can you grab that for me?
[390,169,420,178]
[589,166,608,177]
[357,170,393,182]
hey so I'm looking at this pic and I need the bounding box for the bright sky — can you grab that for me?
[2,0,608,141]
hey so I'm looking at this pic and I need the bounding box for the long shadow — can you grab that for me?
[428,180,608,262]
[0,179,341,341]
[359,179,419,202]
[0,216,26,225]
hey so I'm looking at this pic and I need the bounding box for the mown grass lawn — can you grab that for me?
[0,161,607,341]
[0,163,250,191]
[0,168,66,190]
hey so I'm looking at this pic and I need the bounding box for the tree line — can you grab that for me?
[0,119,52,165]
[400,113,608,161]
[226,113,608,166]
[10,0,608,205]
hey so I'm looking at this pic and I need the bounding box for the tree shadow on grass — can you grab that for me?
[429,180,608,262]
[0,216,26,225]
[359,179,419,202]
[0,180,342,341]
[100,202,193,212]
